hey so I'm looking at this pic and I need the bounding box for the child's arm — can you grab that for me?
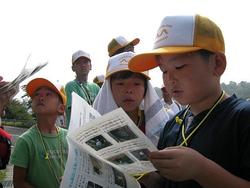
[13,166,35,188]
[150,146,250,188]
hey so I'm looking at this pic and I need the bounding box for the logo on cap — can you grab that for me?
[155,24,172,44]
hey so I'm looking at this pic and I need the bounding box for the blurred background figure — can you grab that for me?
[56,85,66,128]
[161,86,182,118]
[108,36,140,57]
[65,50,100,129]
[0,76,17,187]
[0,76,18,116]
[93,75,105,88]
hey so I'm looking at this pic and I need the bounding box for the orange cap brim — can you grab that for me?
[128,46,201,72]
[26,78,66,105]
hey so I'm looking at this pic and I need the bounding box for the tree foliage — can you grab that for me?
[4,99,33,121]
[221,81,250,99]
[155,81,250,100]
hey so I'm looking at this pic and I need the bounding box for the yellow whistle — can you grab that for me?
[45,152,49,160]
[175,116,183,125]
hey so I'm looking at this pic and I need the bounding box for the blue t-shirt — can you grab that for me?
[158,95,250,188]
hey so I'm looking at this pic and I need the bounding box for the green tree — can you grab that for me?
[4,99,33,121]
[221,81,250,99]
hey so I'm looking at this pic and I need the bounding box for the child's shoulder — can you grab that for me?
[226,94,250,110]
[19,126,36,136]
[65,80,77,87]
[14,126,38,147]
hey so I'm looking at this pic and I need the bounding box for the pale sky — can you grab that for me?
[1,0,249,99]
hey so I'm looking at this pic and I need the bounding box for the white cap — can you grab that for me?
[108,36,140,57]
[93,75,105,84]
[72,50,91,64]
[105,52,150,79]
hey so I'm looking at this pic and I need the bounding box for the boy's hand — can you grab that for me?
[150,146,205,181]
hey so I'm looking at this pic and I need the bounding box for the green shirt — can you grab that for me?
[10,126,68,188]
[65,80,100,128]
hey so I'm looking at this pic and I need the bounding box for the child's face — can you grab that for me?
[157,51,217,106]
[72,57,91,76]
[31,87,63,115]
[111,75,145,113]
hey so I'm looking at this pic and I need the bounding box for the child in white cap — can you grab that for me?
[65,50,100,129]
[108,36,140,57]
[93,75,105,88]
[93,52,171,146]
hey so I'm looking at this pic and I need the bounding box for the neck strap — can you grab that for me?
[178,91,225,146]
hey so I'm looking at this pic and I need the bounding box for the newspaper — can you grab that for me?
[60,92,158,188]
[0,55,48,95]
[67,93,101,134]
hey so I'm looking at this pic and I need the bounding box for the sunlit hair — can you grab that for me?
[110,70,148,96]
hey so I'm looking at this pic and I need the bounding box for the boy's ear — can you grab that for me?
[213,52,226,77]
[71,64,76,72]
[57,104,65,115]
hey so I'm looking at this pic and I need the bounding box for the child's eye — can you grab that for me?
[176,64,185,69]
[162,70,167,75]
[134,82,142,86]
[159,67,167,74]
[116,82,124,86]
[46,92,53,96]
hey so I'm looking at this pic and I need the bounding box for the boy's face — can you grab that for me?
[111,75,145,113]
[157,51,218,106]
[72,56,91,76]
[31,87,64,115]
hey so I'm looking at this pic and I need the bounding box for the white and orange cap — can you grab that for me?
[26,78,66,105]
[128,14,225,72]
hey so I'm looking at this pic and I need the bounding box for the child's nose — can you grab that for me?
[37,92,46,100]
[126,87,133,94]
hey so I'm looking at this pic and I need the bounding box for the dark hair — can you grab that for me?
[197,49,214,60]
[110,70,148,96]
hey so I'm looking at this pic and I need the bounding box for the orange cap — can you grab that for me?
[26,78,66,105]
